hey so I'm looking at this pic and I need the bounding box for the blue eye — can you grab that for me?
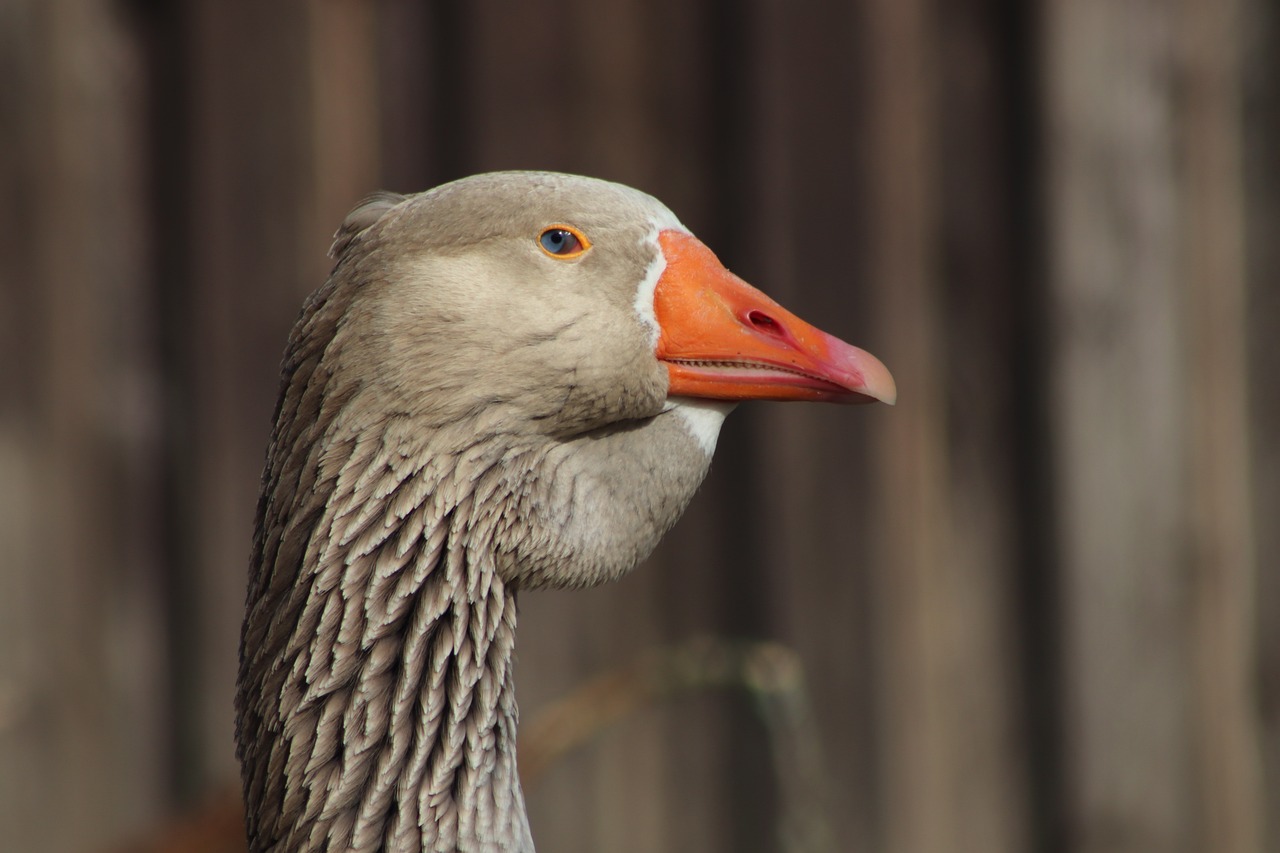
[538,226,588,258]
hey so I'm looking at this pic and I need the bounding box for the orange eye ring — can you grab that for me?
[537,224,591,259]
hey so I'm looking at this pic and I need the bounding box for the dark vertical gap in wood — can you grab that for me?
[705,2,778,851]
[931,0,1033,844]
[999,0,1066,850]
[131,0,203,808]
[426,0,472,184]
[707,0,758,637]
[704,1,747,261]
[376,1,431,192]
[1241,2,1280,849]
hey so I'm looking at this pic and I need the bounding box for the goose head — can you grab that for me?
[238,171,894,853]
[305,172,892,584]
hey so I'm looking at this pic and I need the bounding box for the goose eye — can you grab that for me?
[538,226,590,258]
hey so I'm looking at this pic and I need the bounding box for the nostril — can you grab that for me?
[747,310,785,338]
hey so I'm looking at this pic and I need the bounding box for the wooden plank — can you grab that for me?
[858,0,961,850]
[1041,2,1205,850]
[1180,2,1265,852]
[861,0,1030,850]
[0,1,169,851]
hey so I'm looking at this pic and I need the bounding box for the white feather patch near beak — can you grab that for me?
[665,397,735,455]
[633,213,689,348]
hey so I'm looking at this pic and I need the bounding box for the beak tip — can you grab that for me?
[850,385,896,406]
[873,375,897,406]
[837,345,896,406]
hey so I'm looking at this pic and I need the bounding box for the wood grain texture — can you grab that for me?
[1043,1,1263,851]
[0,1,1273,851]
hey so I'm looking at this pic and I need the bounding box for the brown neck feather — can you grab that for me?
[238,412,537,852]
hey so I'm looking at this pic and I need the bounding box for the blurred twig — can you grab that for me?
[518,636,837,853]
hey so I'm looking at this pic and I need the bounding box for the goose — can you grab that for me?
[235,171,896,853]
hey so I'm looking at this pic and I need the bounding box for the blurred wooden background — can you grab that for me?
[0,0,1276,851]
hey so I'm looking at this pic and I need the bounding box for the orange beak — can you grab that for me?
[653,231,896,405]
